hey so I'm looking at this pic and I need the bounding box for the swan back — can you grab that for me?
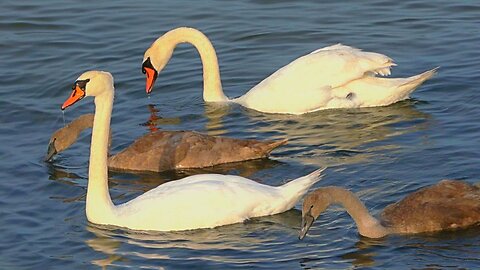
[114,169,324,231]
[108,131,286,172]
[234,44,395,114]
[381,180,480,234]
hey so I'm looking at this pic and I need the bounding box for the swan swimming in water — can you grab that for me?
[45,113,286,172]
[299,180,480,239]
[60,70,324,231]
[142,27,437,115]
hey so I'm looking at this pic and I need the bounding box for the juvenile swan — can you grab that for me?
[142,27,437,115]
[45,114,286,172]
[299,181,480,239]
[60,70,324,231]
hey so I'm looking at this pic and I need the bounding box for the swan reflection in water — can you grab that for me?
[86,218,379,269]
[343,226,480,269]
[203,100,430,168]
[140,104,181,132]
[90,213,477,270]
[298,225,480,269]
[85,209,302,269]
[146,100,429,170]
[47,155,282,204]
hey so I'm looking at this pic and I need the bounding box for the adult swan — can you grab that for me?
[60,70,324,231]
[142,27,437,115]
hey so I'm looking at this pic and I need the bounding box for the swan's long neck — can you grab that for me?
[86,89,115,223]
[317,187,389,238]
[159,27,228,102]
[66,114,93,135]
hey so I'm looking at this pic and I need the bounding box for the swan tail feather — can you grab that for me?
[259,139,288,155]
[279,168,326,202]
[400,67,438,89]
[393,67,438,98]
[400,67,440,87]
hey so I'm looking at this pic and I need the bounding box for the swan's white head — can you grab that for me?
[61,70,114,110]
[142,35,175,94]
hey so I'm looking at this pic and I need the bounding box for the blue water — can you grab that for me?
[1,0,479,269]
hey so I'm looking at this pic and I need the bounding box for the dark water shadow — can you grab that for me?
[299,225,480,269]
[45,157,284,204]
[139,104,182,132]
[203,100,431,168]
[84,208,302,268]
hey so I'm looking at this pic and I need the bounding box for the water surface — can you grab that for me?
[1,0,480,269]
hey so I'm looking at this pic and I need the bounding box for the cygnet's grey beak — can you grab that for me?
[299,212,315,240]
[45,139,57,162]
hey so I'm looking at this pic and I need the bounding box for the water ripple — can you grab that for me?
[1,0,480,269]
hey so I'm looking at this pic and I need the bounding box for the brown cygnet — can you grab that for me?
[46,113,286,172]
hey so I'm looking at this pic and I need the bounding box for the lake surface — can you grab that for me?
[1,0,479,269]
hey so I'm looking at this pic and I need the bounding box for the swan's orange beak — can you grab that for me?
[144,67,157,94]
[142,57,158,94]
[62,85,85,110]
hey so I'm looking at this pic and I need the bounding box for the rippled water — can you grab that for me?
[1,0,480,269]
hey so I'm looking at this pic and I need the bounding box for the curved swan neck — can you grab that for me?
[86,89,115,222]
[65,114,94,135]
[158,27,228,102]
[315,187,389,238]
[75,113,94,129]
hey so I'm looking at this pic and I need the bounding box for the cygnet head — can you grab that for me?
[44,114,94,162]
[61,71,114,110]
[45,130,69,162]
[299,190,330,240]
[46,122,80,161]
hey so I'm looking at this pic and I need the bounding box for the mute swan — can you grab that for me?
[60,70,324,231]
[45,113,286,172]
[299,181,480,239]
[142,27,437,115]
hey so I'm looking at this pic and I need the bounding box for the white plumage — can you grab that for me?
[143,28,437,115]
[233,44,437,114]
[62,70,325,232]
[116,171,324,231]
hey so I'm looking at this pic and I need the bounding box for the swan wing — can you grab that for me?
[234,44,395,114]
[115,174,285,231]
[381,180,480,234]
[308,43,395,78]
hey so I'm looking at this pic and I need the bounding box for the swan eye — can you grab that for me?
[305,205,314,216]
[142,57,154,74]
[75,78,90,90]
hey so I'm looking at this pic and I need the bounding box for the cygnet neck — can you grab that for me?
[317,187,389,238]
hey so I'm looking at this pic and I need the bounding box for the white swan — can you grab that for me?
[60,70,324,231]
[142,27,437,115]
